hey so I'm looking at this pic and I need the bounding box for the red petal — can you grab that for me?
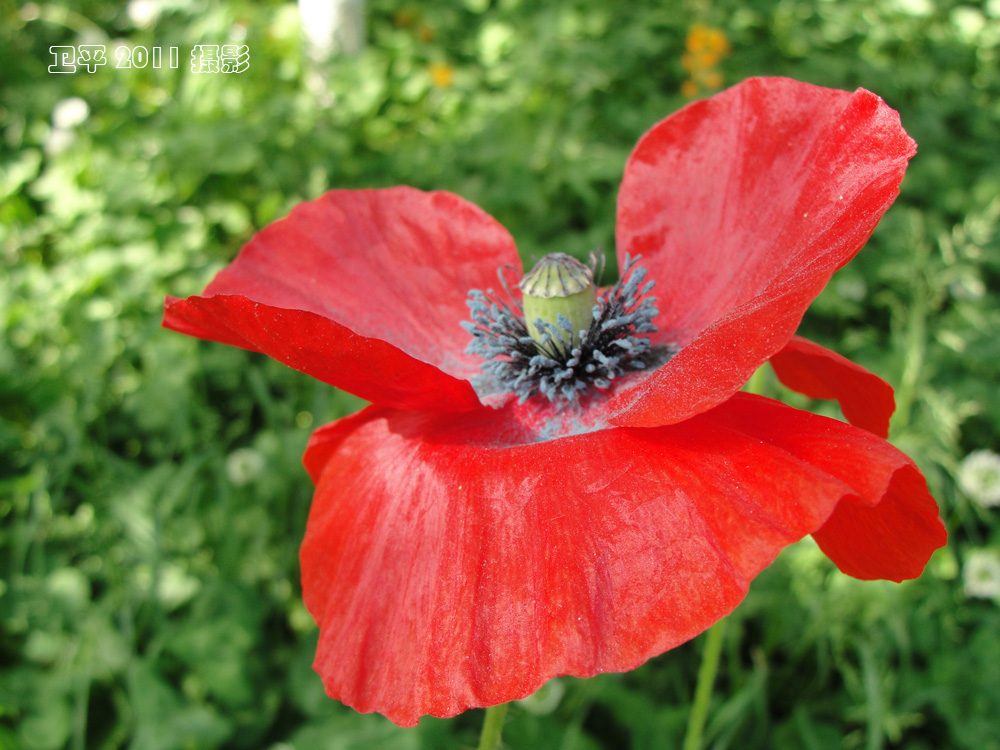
[611,78,915,427]
[717,393,947,581]
[164,294,483,412]
[812,467,946,581]
[164,187,522,408]
[769,335,895,438]
[298,392,940,726]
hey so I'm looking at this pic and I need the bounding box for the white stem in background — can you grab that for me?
[298,0,365,60]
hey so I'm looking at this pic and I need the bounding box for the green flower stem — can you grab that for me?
[679,365,756,749]
[477,703,509,750]
[682,617,727,750]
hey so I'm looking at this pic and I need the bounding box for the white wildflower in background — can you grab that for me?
[517,678,565,716]
[226,447,265,487]
[963,550,1000,600]
[52,97,90,130]
[126,0,160,29]
[46,97,90,155]
[958,449,1000,508]
[948,272,985,301]
[835,277,867,302]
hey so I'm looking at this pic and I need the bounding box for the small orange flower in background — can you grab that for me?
[429,62,454,88]
[681,23,731,97]
[392,6,434,43]
[417,24,435,43]
[392,6,418,27]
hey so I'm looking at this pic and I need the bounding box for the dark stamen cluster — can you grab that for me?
[461,254,659,405]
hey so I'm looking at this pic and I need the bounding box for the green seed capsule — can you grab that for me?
[518,253,596,355]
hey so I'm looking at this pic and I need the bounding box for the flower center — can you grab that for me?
[462,252,660,405]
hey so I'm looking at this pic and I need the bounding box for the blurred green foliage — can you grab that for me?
[2,0,1000,748]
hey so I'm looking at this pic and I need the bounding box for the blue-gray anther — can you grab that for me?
[463,254,660,405]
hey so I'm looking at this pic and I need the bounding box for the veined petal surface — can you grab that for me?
[718,393,946,581]
[611,77,916,427]
[769,335,896,438]
[165,187,522,410]
[300,392,943,726]
[164,293,484,411]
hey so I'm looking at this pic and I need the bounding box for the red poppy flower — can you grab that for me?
[164,77,947,727]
